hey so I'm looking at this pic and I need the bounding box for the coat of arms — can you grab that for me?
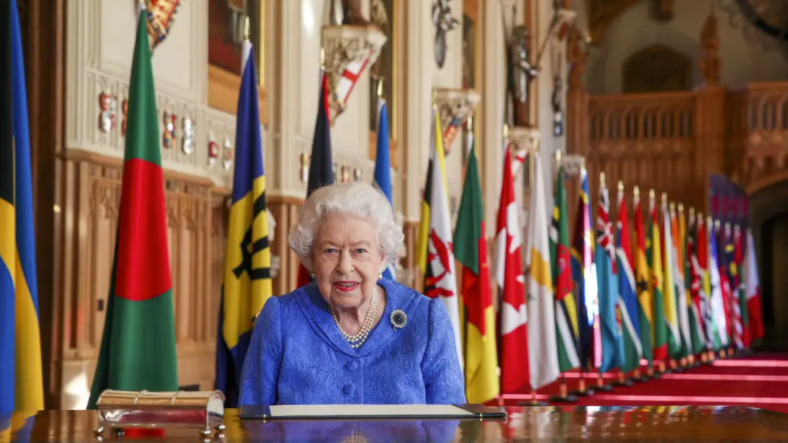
[98,92,116,133]
[145,0,180,50]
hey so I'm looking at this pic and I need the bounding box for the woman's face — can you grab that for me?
[312,213,384,310]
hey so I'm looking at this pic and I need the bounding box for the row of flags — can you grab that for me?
[417,127,767,403]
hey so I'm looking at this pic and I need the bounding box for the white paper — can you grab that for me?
[269,404,474,418]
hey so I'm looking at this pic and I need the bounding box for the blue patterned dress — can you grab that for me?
[238,278,466,406]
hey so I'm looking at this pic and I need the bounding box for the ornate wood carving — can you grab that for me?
[623,44,692,94]
[700,13,721,87]
[54,155,222,408]
[650,0,673,22]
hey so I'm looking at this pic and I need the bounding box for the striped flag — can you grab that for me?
[373,100,395,280]
[687,210,707,354]
[455,139,497,403]
[214,35,273,407]
[596,180,623,374]
[296,72,334,288]
[733,225,749,347]
[550,165,580,372]
[524,154,559,390]
[495,143,529,393]
[0,0,44,412]
[633,188,653,367]
[671,205,691,358]
[572,168,600,371]
[648,192,668,361]
[420,110,462,367]
[616,184,642,373]
[660,198,681,357]
[744,228,764,341]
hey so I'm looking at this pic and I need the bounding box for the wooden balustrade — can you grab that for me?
[728,82,788,193]
[573,91,706,216]
[566,79,788,219]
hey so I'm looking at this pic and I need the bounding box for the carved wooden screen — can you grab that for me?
[623,44,691,94]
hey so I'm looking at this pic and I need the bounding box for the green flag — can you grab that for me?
[87,9,177,408]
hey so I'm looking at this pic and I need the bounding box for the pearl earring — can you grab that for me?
[378,272,383,279]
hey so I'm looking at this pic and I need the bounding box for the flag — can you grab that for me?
[296,72,334,288]
[724,224,744,349]
[744,228,764,341]
[648,192,668,361]
[495,143,529,393]
[671,206,691,358]
[373,101,395,280]
[550,165,580,372]
[422,110,462,367]
[734,225,749,347]
[717,224,740,348]
[596,180,623,374]
[214,37,273,408]
[708,220,728,349]
[87,9,178,408]
[455,141,497,403]
[572,168,599,371]
[616,184,642,373]
[0,0,44,412]
[660,199,681,357]
[686,210,706,354]
[697,215,719,350]
[633,188,653,367]
[524,154,559,390]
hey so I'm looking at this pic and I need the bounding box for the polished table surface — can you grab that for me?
[2,406,788,442]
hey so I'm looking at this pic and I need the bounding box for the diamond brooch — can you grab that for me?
[390,309,407,330]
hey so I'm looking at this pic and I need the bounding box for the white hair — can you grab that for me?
[288,182,404,270]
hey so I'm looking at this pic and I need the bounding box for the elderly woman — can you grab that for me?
[238,182,465,406]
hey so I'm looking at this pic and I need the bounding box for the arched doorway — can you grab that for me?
[750,179,788,351]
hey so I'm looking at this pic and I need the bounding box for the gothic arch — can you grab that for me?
[622,44,692,93]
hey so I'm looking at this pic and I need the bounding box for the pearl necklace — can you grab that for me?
[328,287,378,349]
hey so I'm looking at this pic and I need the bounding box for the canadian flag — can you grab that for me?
[744,228,764,341]
[495,142,529,394]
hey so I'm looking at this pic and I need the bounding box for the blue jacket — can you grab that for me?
[238,278,466,405]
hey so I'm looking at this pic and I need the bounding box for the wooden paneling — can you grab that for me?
[52,155,226,408]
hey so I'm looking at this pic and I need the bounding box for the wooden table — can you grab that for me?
[2,406,788,442]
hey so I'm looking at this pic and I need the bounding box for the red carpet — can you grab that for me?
[496,352,788,414]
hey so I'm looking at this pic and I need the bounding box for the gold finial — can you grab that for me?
[715,219,721,228]
[689,207,695,217]
[670,202,675,211]
[503,124,509,139]
[725,221,730,229]
[600,172,606,187]
[377,77,385,99]
[661,192,667,204]
[320,47,325,70]
[679,203,684,213]
[556,150,562,162]
[634,185,640,198]
[244,16,251,41]
[618,180,624,192]
[697,211,703,220]
[467,116,474,133]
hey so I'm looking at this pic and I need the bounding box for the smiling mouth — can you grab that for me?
[333,282,360,292]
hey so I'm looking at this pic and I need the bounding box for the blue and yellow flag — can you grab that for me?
[214,38,273,408]
[0,0,44,413]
